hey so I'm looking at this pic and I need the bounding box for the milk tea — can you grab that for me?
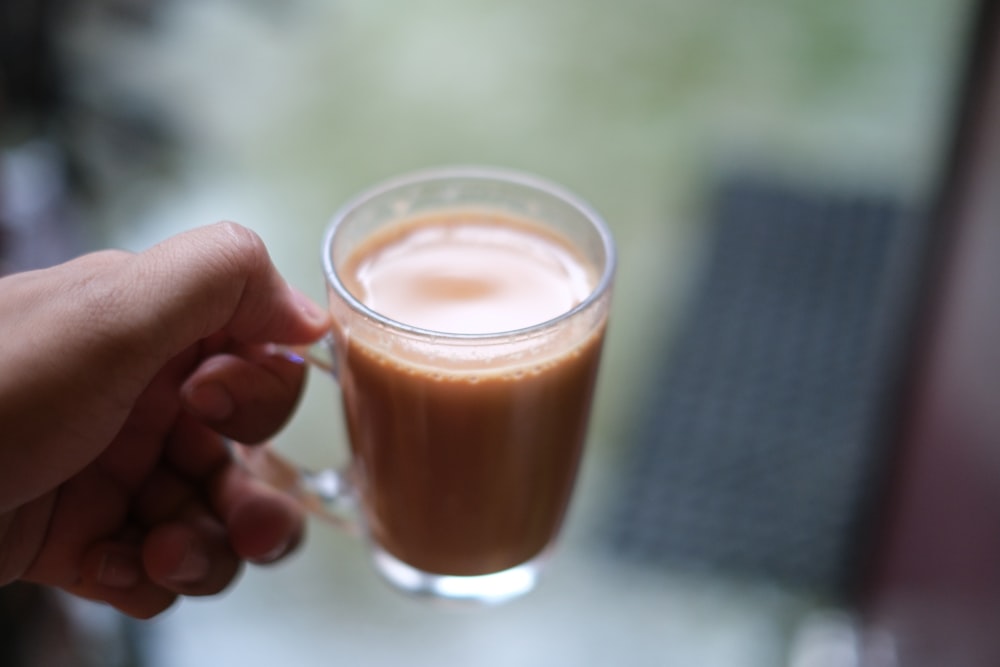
[336,210,606,576]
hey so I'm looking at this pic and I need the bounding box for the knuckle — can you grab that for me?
[209,222,270,276]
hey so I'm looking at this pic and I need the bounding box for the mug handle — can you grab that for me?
[226,336,360,535]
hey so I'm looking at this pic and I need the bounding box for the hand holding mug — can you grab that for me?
[0,222,329,618]
[0,167,615,616]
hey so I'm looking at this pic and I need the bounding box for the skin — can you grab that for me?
[0,221,331,618]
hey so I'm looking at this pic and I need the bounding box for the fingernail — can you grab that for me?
[187,381,234,421]
[252,538,293,565]
[289,286,328,326]
[169,543,210,584]
[98,551,140,588]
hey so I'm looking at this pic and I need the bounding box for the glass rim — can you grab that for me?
[321,165,616,342]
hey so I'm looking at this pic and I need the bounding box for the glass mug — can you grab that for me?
[235,167,615,605]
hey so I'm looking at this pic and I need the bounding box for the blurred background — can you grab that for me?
[1,0,992,665]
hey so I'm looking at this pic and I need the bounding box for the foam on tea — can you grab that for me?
[341,210,595,334]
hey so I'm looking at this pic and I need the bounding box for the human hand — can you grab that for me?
[0,222,330,618]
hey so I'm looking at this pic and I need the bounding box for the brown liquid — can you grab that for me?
[337,211,606,576]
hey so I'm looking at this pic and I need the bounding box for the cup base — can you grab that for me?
[371,546,546,605]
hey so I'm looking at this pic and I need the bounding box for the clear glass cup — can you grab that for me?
[239,166,615,605]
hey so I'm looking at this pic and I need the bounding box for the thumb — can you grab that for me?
[125,221,330,361]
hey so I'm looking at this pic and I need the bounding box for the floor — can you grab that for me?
[52,0,969,664]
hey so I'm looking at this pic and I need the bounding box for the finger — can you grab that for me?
[135,453,302,575]
[180,345,308,445]
[132,467,242,596]
[141,517,242,597]
[211,462,305,564]
[74,540,178,620]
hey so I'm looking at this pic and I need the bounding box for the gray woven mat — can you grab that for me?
[608,174,911,596]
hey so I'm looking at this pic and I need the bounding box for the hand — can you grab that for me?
[0,222,330,618]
